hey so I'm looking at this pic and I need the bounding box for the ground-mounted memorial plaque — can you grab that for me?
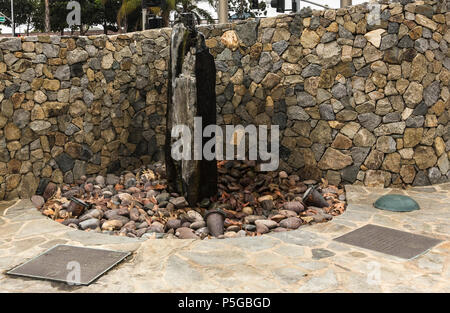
[7,245,130,285]
[334,224,442,259]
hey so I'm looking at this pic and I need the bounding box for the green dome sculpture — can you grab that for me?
[373,194,420,212]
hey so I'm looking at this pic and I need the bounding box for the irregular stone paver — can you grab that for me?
[0,183,449,292]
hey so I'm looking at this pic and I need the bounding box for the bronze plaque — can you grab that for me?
[334,224,442,259]
[7,245,130,285]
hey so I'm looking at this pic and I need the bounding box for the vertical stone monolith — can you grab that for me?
[165,13,218,206]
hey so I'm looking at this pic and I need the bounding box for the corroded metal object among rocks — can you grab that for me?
[42,182,57,201]
[67,197,90,217]
[165,12,218,206]
[303,186,330,208]
[204,209,225,237]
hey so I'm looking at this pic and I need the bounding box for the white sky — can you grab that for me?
[1,0,368,34]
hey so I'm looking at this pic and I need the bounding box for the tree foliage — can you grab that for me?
[0,0,265,34]
[32,0,69,33]
[116,0,216,30]
[173,0,215,24]
[228,0,267,20]
[31,0,120,34]
[96,0,122,33]
[0,0,35,26]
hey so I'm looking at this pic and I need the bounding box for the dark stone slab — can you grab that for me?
[272,112,287,129]
[70,63,84,77]
[413,170,431,186]
[342,165,359,183]
[35,178,50,196]
[5,84,20,99]
[55,153,75,172]
[102,70,116,82]
[165,19,217,206]
[412,101,428,116]
[235,19,258,46]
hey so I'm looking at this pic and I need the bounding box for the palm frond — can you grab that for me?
[205,0,217,9]
[117,0,141,24]
[193,6,214,24]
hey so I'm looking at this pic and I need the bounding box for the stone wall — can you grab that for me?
[0,31,171,200]
[1,0,449,200]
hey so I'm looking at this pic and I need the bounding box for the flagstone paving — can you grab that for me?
[0,183,449,292]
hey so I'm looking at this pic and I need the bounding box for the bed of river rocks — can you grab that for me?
[31,160,347,239]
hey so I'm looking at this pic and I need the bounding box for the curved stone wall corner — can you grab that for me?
[0,0,449,200]
[0,30,171,200]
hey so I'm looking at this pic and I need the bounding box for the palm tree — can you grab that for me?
[44,0,50,32]
[173,0,215,25]
[161,0,176,27]
[116,0,141,30]
[110,0,215,31]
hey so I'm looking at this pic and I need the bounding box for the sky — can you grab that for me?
[0,0,368,34]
